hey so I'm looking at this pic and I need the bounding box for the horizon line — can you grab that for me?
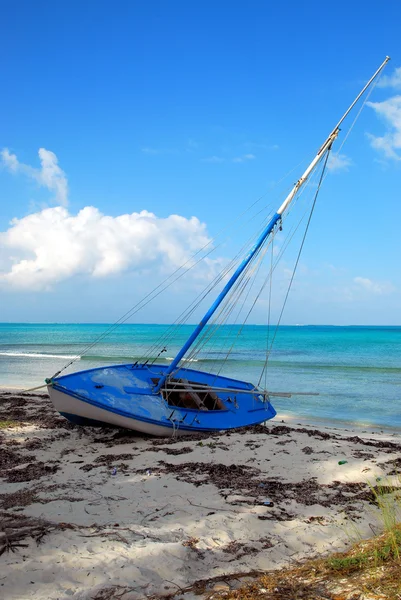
[1,322,400,327]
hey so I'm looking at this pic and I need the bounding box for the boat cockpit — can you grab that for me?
[154,378,226,411]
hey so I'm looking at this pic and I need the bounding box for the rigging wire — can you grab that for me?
[154,158,328,395]
[144,210,278,362]
[149,161,323,368]
[177,160,324,372]
[154,248,269,396]
[50,68,383,381]
[321,71,381,188]
[144,181,307,365]
[265,232,274,390]
[206,231,278,384]
[179,260,259,368]
[173,166,323,386]
[253,72,384,389]
[50,193,286,377]
[257,146,332,387]
[178,150,327,387]
[190,142,345,388]
[180,234,273,371]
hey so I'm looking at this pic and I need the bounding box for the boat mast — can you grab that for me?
[154,56,390,393]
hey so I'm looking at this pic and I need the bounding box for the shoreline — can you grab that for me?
[2,385,401,437]
[277,410,401,437]
[2,322,400,436]
[1,389,401,599]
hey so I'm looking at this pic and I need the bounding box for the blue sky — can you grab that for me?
[1,0,400,324]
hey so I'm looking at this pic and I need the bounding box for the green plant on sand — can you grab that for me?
[201,478,401,600]
[0,420,19,429]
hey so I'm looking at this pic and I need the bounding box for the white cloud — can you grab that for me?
[327,153,353,172]
[367,95,401,161]
[1,148,68,205]
[232,153,255,163]
[0,206,214,290]
[1,148,19,171]
[377,66,401,89]
[353,276,394,295]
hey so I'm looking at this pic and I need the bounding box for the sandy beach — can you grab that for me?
[1,390,401,600]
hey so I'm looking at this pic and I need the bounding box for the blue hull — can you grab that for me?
[49,363,276,435]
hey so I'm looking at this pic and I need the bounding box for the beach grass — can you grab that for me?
[203,527,401,599]
[207,480,401,600]
[0,419,19,428]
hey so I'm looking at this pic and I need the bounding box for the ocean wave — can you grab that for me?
[78,356,401,373]
[0,352,79,360]
[1,351,400,374]
[268,361,401,373]
[165,357,199,362]
[80,354,200,363]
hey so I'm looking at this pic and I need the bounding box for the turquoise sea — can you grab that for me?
[0,323,400,430]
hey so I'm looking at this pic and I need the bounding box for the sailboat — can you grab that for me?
[46,57,390,436]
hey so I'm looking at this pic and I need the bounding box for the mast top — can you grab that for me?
[319,55,391,154]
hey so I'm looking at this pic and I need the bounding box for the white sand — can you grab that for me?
[1,391,400,599]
